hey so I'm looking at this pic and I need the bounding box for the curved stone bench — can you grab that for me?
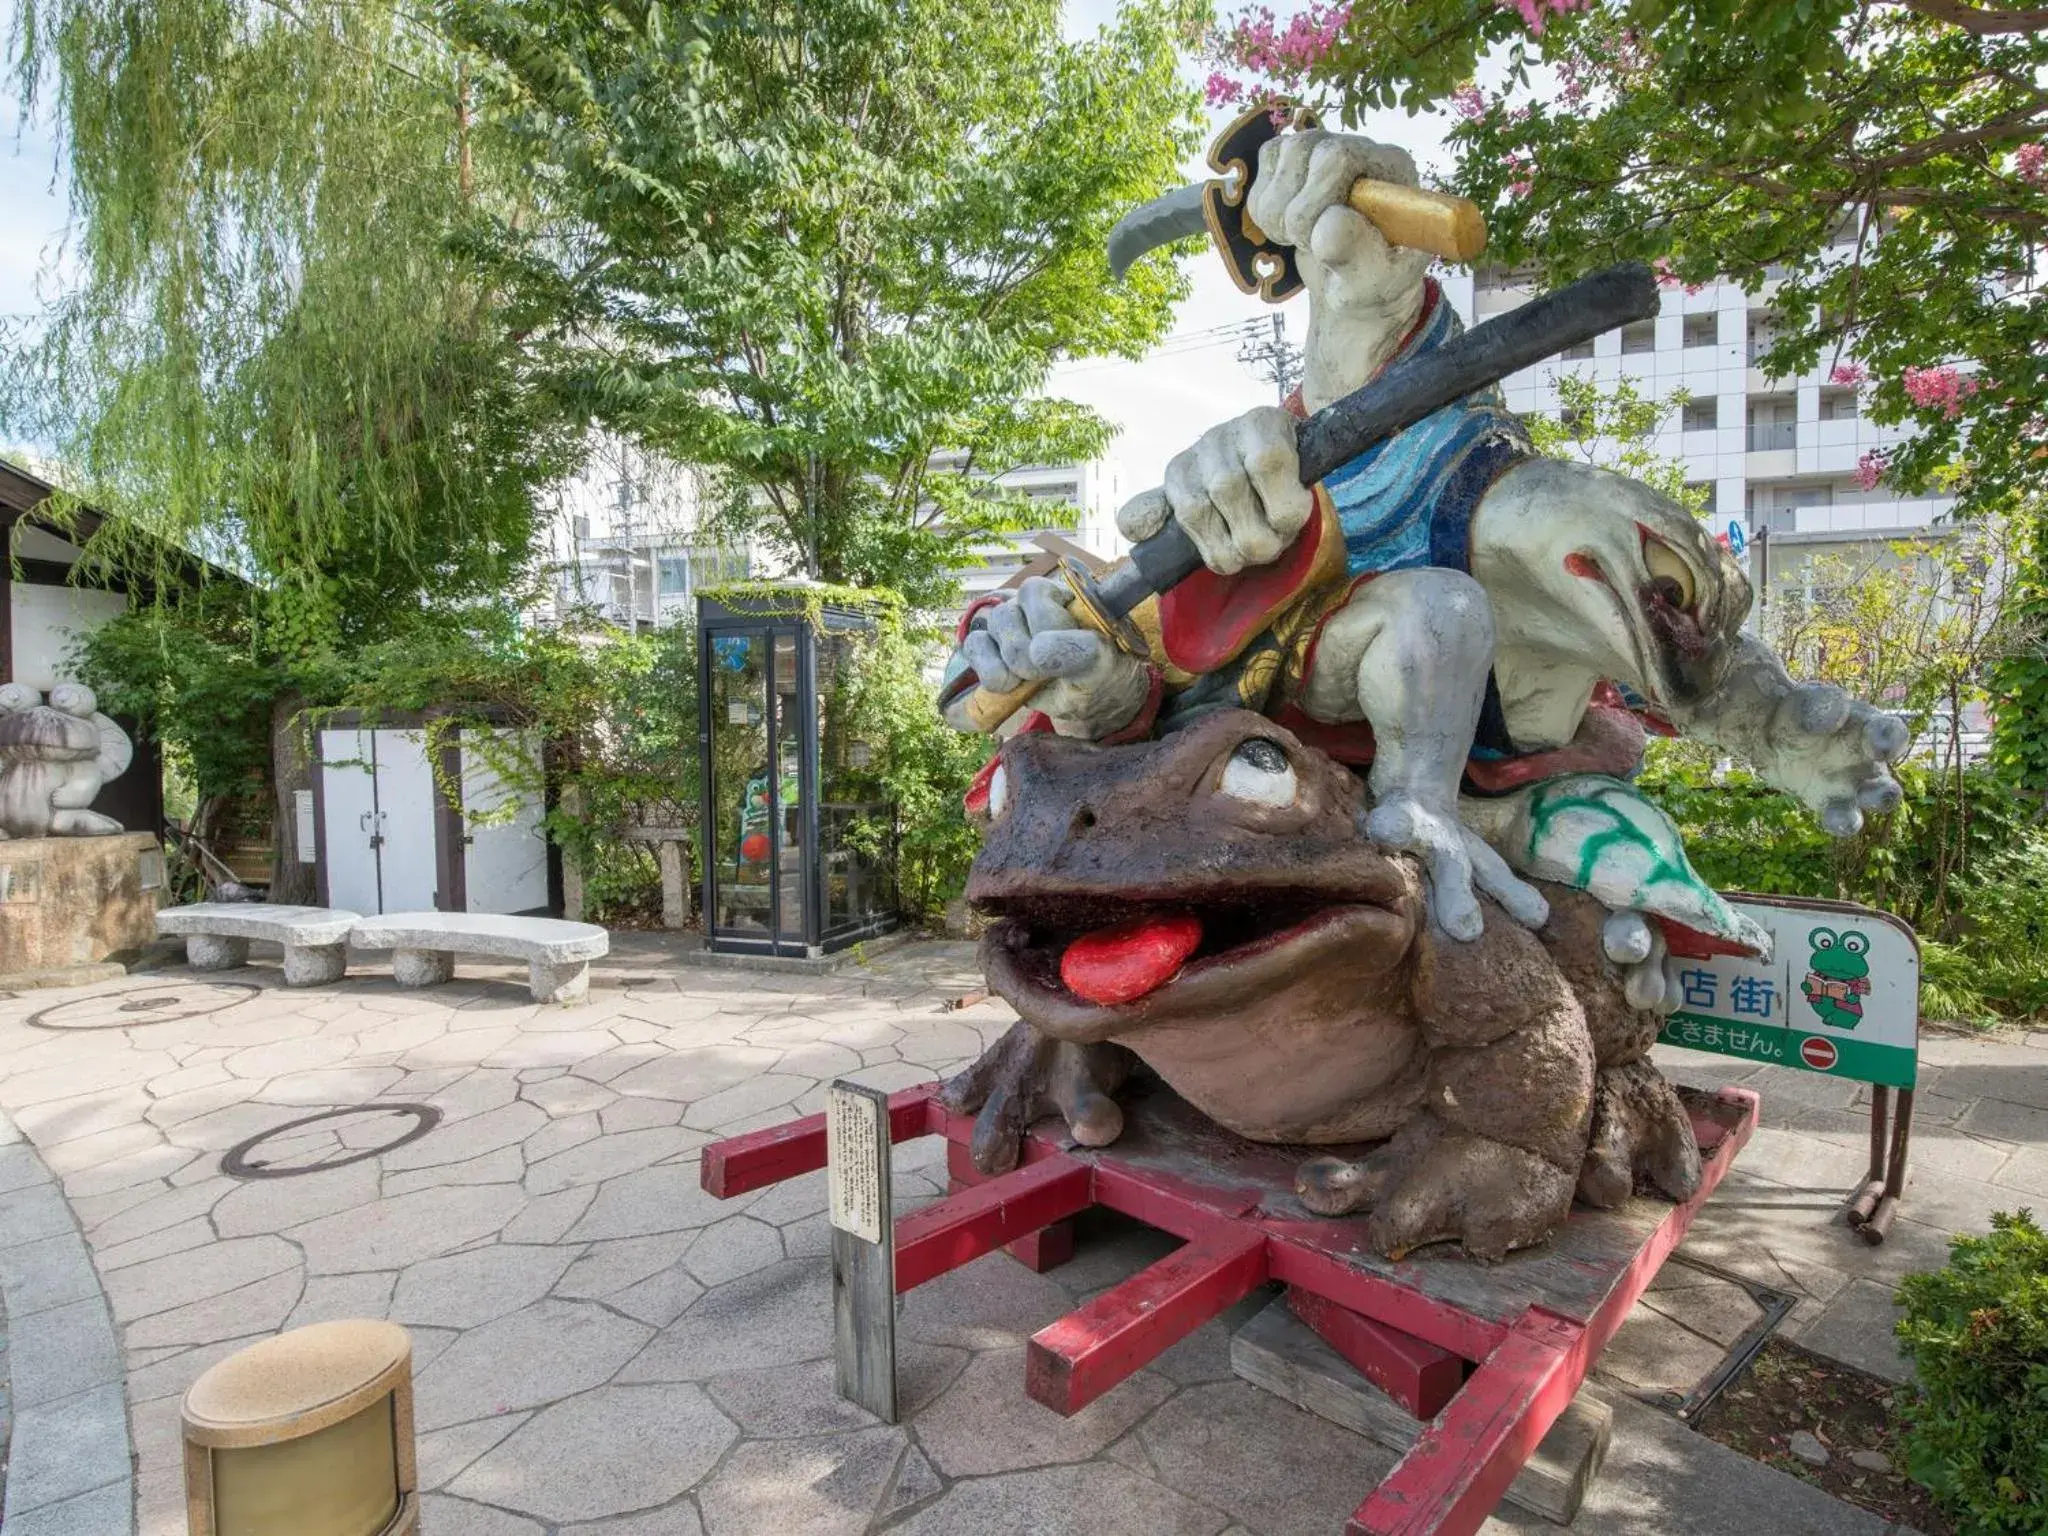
[155,903,361,986]
[349,912,608,1004]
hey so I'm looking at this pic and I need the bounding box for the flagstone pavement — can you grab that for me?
[0,938,2041,1536]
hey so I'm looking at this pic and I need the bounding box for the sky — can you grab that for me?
[0,0,1459,497]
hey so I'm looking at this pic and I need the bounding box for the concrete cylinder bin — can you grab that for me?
[181,1320,417,1536]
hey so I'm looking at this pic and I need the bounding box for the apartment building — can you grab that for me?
[1437,264,1957,608]
[943,458,1125,623]
[540,441,748,631]
[541,438,1122,631]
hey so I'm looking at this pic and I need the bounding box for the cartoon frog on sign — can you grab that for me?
[1801,928,1872,1029]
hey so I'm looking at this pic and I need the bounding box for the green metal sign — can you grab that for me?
[1657,895,1919,1090]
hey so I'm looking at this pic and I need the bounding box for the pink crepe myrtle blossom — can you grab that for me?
[2016,143,2046,188]
[1653,258,1705,295]
[1205,72,1246,107]
[1854,451,1889,492]
[1829,363,1867,388]
[1215,2,1352,87]
[1503,150,1536,199]
[1450,84,1487,121]
[1502,0,1589,36]
[1902,365,1978,421]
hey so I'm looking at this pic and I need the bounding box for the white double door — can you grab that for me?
[320,727,548,916]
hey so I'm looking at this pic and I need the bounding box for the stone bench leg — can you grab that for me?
[282,941,348,987]
[392,948,455,988]
[529,957,590,1005]
[187,934,249,971]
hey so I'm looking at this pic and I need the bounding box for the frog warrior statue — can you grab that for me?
[932,122,1907,1261]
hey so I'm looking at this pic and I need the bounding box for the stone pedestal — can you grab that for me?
[0,832,163,981]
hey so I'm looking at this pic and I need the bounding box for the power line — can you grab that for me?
[1058,318,1268,375]
[1237,313,1303,402]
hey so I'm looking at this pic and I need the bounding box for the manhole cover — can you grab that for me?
[29,982,260,1031]
[221,1104,442,1180]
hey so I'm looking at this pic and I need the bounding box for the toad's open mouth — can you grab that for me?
[979,889,1405,1021]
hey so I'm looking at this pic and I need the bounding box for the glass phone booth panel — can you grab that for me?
[698,591,901,958]
[707,631,775,939]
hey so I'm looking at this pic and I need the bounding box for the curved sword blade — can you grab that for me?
[1107,182,1211,281]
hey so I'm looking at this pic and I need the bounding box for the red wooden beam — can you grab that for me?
[1027,1225,1270,1416]
[894,1154,1095,1292]
[1289,1288,1464,1421]
[700,1083,944,1197]
[1268,1240,1508,1366]
[1347,1308,1581,1536]
[1346,1091,1759,1535]
[946,1138,1079,1273]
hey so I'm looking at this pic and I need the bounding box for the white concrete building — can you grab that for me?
[945,458,1126,616]
[538,439,748,631]
[1438,263,1957,604]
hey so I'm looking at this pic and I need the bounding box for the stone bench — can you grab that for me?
[349,911,609,1004]
[155,903,361,987]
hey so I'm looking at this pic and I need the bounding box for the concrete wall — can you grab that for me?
[9,581,130,691]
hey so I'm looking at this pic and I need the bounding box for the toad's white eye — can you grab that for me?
[1219,739,1298,807]
[987,763,1010,818]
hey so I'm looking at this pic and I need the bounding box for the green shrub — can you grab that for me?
[1895,1212,2048,1533]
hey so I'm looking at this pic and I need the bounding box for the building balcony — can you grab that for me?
[1746,422,1797,452]
[1754,498,1955,537]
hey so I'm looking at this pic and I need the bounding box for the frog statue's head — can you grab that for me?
[969,708,1424,1042]
[1472,460,1752,719]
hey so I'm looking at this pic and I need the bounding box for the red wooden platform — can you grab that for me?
[701,1078,1759,1536]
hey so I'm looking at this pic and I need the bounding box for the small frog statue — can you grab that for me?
[0,682,133,838]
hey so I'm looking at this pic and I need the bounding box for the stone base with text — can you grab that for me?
[0,831,165,981]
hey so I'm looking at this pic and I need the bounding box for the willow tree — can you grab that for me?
[5,0,578,643]
[450,0,1204,609]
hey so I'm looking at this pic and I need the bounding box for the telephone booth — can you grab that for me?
[696,589,901,958]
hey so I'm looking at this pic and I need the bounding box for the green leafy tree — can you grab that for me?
[1524,371,1705,513]
[449,0,1205,609]
[1201,0,2048,791]
[5,0,579,643]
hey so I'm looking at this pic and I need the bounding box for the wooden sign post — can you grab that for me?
[827,1079,898,1421]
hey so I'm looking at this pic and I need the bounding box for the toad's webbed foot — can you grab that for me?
[1366,796,1549,942]
[1576,1059,1702,1208]
[1296,1114,1576,1264]
[939,1019,1134,1175]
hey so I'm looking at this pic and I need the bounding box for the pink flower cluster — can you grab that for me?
[1652,257,1704,295]
[1902,364,1978,420]
[1450,84,1487,121]
[1216,2,1353,82]
[1205,71,1246,106]
[1501,0,1589,36]
[1503,150,1536,198]
[1854,450,1889,492]
[1829,363,1866,387]
[2017,143,2046,187]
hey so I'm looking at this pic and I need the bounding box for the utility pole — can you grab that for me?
[1238,313,1304,403]
[617,462,638,633]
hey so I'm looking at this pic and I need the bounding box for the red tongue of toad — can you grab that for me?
[1059,912,1203,1006]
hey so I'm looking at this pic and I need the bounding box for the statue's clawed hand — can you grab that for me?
[1763,682,1909,837]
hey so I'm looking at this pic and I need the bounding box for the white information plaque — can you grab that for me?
[827,1083,887,1244]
